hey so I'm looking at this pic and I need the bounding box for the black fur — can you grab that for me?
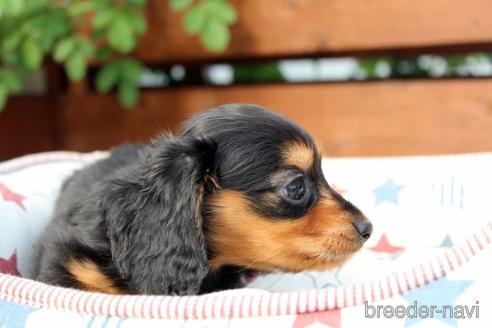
[30,104,368,295]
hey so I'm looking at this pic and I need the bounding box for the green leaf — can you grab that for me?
[107,16,136,53]
[67,1,94,17]
[65,53,86,81]
[0,85,7,112]
[170,0,193,11]
[21,38,43,70]
[200,19,229,52]
[93,9,116,29]
[0,70,22,93]
[96,64,118,93]
[22,0,49,12]
[95,46,112,60]
[36,11,73,51]
[124,11,147,35]
[91,28,106,41]
[206,0,236,24]
[118,82,139,108]
[119,59,144,83]
[53,37,75,62]
[78,38,95,57]
[183,4,207,35]
[124,0,146,5]
[2,32,22,52]
[2,0,24,16]
[91,0,113,7]
[4,76,22,93]
[2,51,20,66]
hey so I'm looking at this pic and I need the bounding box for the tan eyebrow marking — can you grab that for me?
[281,141,314,171]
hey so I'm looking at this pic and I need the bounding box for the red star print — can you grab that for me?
[0,251,21,276]
[370,234,404,254]
[292,309,341,328]
[0,182,26,211]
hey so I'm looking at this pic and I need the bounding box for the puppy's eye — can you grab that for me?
[283,177,306,201]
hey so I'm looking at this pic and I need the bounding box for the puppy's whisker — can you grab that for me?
[238,246,287,272]
[332,214,352,220]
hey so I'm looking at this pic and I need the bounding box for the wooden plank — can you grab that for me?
[137,0,492,63]
[59,79,492,157]
[0,97,58,160]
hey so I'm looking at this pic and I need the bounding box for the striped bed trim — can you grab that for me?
[1,151,491,319]
[1,221,490,320]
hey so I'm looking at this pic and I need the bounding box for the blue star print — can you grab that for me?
[0,299,37,328]
[403,277,473,327]
[440,235,453,248]
[372,179,405,205]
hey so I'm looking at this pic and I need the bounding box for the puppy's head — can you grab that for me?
[182,104,372,273]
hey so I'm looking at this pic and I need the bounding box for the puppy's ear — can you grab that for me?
[103,135,216,295]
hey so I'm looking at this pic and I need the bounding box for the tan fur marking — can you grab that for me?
[195,184,204,227]
[67,259,124,294]
[282,142,314,171]
[205,172,221,192]
[206,189,362,273]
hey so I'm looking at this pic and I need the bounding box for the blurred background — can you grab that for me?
[0,0,491,160]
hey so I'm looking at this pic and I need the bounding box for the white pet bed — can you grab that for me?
[0,151,491,327]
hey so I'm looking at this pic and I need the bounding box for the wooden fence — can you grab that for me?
[1,0,492,160]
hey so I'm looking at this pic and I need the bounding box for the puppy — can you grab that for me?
[30,104,372,295]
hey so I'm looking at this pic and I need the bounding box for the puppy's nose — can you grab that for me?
[333,192,373,242]
[352,215,373,242]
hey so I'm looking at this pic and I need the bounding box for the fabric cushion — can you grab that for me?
[0,151,491,327]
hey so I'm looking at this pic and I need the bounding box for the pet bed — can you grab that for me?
[0,151,491,328]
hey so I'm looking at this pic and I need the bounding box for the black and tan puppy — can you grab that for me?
[30,104,372,295]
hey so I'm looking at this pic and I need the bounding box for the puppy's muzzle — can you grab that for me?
[337,196,373,242]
